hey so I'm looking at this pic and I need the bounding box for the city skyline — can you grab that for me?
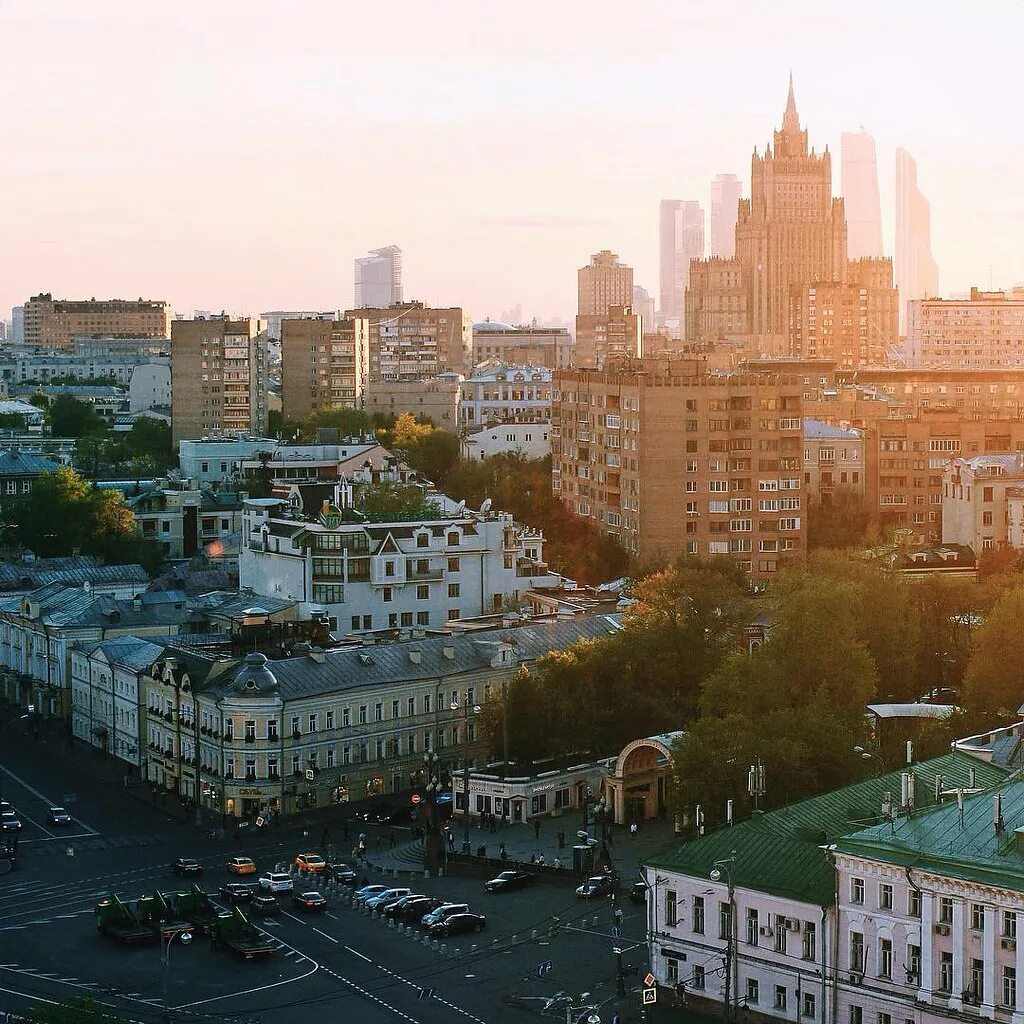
[2,1,1022,326]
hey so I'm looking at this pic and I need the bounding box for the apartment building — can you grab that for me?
[803,420,864,505]
[73,335,169,359]
[344,302,471,381]
[170,317,268,442]
[941,454,1024,552]
[363,376,462,429]
[578,250,633,317]
[139,615,618,818]
[461,422,550,462]
[852,367,1024,421]
[279,316,369,422]
[907,288,1024,367]
[552,356,805,578]
[23,294,171,349]
[239,483,560,632]
[471,322,572,370]
[237,442,396,485]
[459,365,551,429]
[574,305,642,369]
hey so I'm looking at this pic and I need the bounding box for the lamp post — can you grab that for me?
[450,698,480,855]
[710,852,737,1024]
[160,925,193,1019]
[853,745,886,777]
[422,749,442,875]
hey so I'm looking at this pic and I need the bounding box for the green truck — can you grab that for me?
[173,885,221,935]
[210,907,275,960]
[95,895,158,945]
[136,892,194,938]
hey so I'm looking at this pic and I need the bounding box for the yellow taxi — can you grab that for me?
[226,856,257,875]
[294,852,326,873]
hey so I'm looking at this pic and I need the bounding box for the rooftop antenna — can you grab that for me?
[748,758,766,813]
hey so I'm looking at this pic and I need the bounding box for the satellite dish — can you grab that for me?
[480,498,492,514]
[456,499,466,513]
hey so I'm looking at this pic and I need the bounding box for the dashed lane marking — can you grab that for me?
[344,944,372,963]
[319,964,420,1024]
[313,927,338,944]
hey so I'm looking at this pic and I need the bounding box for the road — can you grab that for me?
[0,720,684,1023]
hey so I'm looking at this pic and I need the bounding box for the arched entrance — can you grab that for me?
[605,732,682,825]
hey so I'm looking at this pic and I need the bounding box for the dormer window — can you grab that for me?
[447,531,460,546]
[416,533,429,548]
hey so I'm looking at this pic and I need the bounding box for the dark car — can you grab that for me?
[328,863,358,885]
[353,802,415,826]
[219,883,254,905]
[484,870,534,893]
[0,810,21,832]
[172,857,203,877]
[250,893,281,917]
[292,890,327,912]
[384,895,441,920]
[919,686,959,705]
[575,875,616,899]
[428,912,486,937]
[47,806,73,826]
[628,881,647,904]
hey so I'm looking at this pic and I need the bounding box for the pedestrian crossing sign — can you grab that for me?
[642,987,657,1005]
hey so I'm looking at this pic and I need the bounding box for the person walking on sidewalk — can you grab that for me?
[533,818,540,840]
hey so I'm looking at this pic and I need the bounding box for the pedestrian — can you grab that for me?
[489,816,497,835]
[553,857,562,869]
[630,820,638,837]
[389,832,396,850]
[529,852,536,864]
[533,818,540,840]
[612,1013,621,1024]
[537,853,545,866]
[557,829,565,850]
[447,831,455,852]
[614,907,623,926]
[499,842,507,861]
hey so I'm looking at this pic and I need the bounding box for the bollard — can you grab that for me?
[531,928,537,940]
[470,944,477,955]
[441,943,447,956]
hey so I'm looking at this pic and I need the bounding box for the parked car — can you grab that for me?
[353,802,414,825]
[354,884,389,905]
[226,857,257,875]
[47,807,73,826]
[383,895,439,920]
[484,870,534,893]
[919,686,959,705]
[250,894,281,917]
[328,863,358,885]
[219,883,254,905]
[292,890,327,912]
[364,887,410,910]
[628,881,647,904]
[171,857,203,877]
[258,871,293,893]
[575,875,616,899]
[428,912,486,937]
[294,853,326,873]
[420,903,469,929]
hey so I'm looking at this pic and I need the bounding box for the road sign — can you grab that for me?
[643,972,656,987]
[411,794,422,804]
[256,816,265,827]
[536,960,553,977]
[642,987,657,1005]
[305,768,315,781]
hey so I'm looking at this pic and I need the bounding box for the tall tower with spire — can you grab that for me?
[732,75,848,339]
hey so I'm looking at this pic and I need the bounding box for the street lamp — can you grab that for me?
[450,698,480,855]
[853,745,885,777]
[710,851,737,1024]
[160,925,192,1018]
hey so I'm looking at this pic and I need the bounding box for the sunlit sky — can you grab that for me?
[3,1,1022,326]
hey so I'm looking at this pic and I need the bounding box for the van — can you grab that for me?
[420,902,469,929]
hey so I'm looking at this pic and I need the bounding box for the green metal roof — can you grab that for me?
[835,776,1024,893]
[646,752,1009,906]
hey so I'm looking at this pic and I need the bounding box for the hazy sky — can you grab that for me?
[3,1,1022,325]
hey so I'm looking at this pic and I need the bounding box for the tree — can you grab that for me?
[0,412,25,429]
[48,395,107,438]
[962,586,1024,713]
[353,481,442,522]
[302,406,372,440]
[123,417,174,469]
[808,488,874,549]
[403,428,460,486]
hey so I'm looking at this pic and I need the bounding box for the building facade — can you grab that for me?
[907,289,1024,368]
[461,422,550,462]
[471,322,572,370]
[170,317,269,442]
[941,454,1024,553]
[710,174,742,260]
[895,148,939,332]
[574,305,643,369]
[803,420,864,505]
[280,316,370,422]
[22,294,171,350]
[660,202,705,321]
[353,246,402,310]
[459,365,552,429]
[841,130,884,259]
[362,376,462,429]
[553,356,805,578]
[578,251,634,317]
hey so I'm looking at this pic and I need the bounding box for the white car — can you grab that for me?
[258,871,294,893]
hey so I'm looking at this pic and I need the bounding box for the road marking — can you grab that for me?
[313,927,338,944]
[343,944,372,963]
[0,984,62,1009]
[319,964,420,1024]
[326,912,339,920]
[0,764,100,835]
[173,945,319,1008]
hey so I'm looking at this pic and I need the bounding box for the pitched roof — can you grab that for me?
[646,752,1009,905]
[74,635,170,671]
[0,561,148,592]
[802,419,861,440]
[835,777,1024,893]
[0,450,60,476]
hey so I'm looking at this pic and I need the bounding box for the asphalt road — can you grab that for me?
[0,726,682,1024]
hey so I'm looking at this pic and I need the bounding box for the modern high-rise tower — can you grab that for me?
[709,174,741,258]
[895,148,939,333]
[658,201,704,320]
[354,245,403,309]
[841,130,884,259]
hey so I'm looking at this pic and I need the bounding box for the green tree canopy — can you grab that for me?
[962,586,1024,713]
[48,395,107,438]
[353,481,442,522]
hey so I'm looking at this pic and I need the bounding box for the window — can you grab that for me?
[448,583,460,598]
[907,944,921,983]
[308,713,317,733]
[850,877,865,905]
[850,931,865,972]
[775,921,787,953]
[407,697,415,716]
[391,699,399,719]
[939,897,953,924]
[878,938,892,979]
[746,978,759,1005]
[325,710,334,730]
[908,889,921,918]
[971,903,985,931]
[665,890,677,927]
[244,719,255,741]
[447,557,460,572]
[374,702,383,722]
[1003,911,1017,939]
[746,908,759,945]
[385,560,395,576]
[692,896,704,934]
[417,584,430,600]
[358,705,367,725]
[1003,966,1016,1008]
[939,951,954,993]
[342,707,350,727]
[878,883,893,910]
[849,1008,863,1024]
[382,587,393,603]
[971,958,984,1002]
[692,965,705,991]
[267,720,278,741]
[447,531,460,546]
[877,1015,891,1024]
[719,901,732,939]
[423,694,431,714]
[665,957,679,985]
[774,986,787,1011]
[802,921,816,961]
[416,533,429,548]
[802,993,816,1018]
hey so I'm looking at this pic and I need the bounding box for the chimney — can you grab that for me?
[726,799,733,826]
[882,791,893,820]
[308,648,326,664]
[906,740,913,765]
[442,645,455,660]
[900,773,911,812]
[995,792,1005,834]
[408,648,421,664]
[935,774,944,802]
[969,766,978,789]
